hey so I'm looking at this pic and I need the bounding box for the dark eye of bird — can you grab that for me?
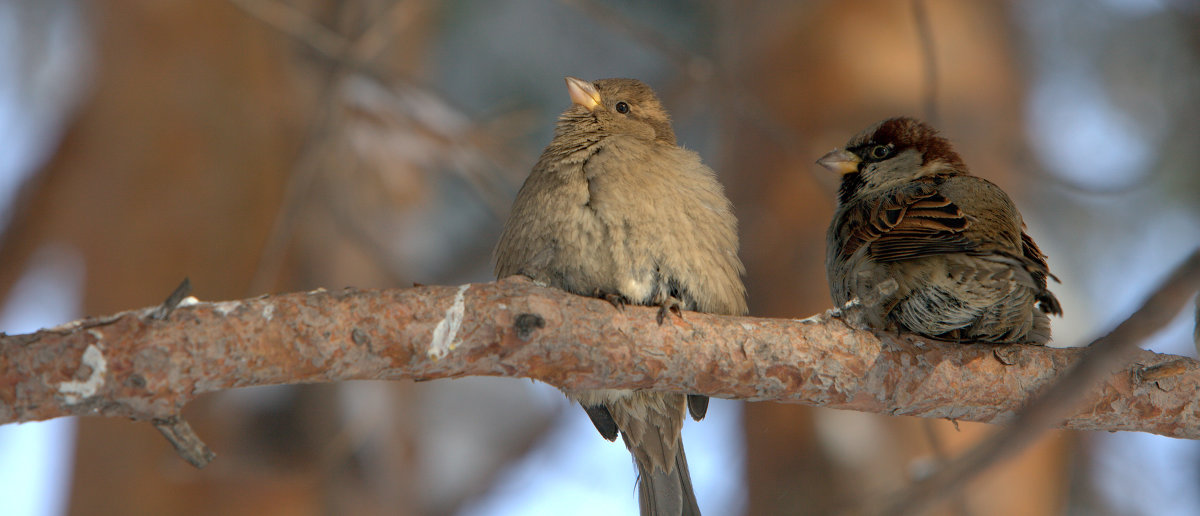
[869,145,891,160]
[614,101,630,114]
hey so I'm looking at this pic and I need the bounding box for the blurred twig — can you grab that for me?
[917,420,973,516]
[230,0,521,293]
[1193,296,1199,356]
[231,0,377,294]
[555,0,713,81]
[229,0,348,57]
[912,0,939,125]
[858,248,1200,516]
[349,0,425,63]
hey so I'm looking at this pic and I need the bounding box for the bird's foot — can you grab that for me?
[992,344,1021,365]
[656,296,684,325]
[593,289,630,311]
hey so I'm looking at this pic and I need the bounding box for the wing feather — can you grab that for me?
[838,180,975,263]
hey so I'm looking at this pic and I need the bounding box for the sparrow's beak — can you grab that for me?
[816,148,861,175]
[565,76,601,112]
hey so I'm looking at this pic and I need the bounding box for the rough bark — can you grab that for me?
[3,276,1198,444]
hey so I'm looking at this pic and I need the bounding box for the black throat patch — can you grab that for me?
[838,172,865,206]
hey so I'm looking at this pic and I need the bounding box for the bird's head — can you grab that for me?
[817,117,966,204]
[558,77,677,146]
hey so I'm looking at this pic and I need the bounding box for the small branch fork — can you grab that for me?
[1,258,1198,471]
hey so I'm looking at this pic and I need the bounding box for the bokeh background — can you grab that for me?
[2,0,1199,515]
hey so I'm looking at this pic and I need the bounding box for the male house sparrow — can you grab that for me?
[818,117,1061,344]
[495,77,746,515]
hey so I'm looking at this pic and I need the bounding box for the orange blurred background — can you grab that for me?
[1,1,1198,515]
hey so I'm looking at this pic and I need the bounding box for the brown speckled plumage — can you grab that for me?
[495,77,746,516]
[820,117,1061,344]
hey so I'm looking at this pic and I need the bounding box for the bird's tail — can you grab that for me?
[636,443,701,516]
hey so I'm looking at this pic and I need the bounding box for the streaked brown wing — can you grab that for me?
[839,181,975,263]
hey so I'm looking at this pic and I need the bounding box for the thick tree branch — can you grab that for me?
[2,276,1199,459]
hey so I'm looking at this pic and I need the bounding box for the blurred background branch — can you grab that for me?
[0,1,1197,515]
[861,249,1200,516]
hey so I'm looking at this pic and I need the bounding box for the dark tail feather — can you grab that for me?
[686,394,709,421]
[676,446,701,516]
[637,446,701,516]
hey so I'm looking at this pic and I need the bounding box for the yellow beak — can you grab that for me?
[816,149,861,175]
[565,76,601,112]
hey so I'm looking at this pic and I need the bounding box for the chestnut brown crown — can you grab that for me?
[844,117,965,170]
[820,117,968,205]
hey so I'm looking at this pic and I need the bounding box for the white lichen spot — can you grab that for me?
[213,300,241,316]
[47,319,85,333]
[428,284,470,360]
[179,296,200,307]
[87,329,103,340]
[740,322,755,331]
[58,344,107,404]
[262,303,275,321]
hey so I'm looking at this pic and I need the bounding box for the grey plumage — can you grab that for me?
[820,117,1061,345]
[495,77,746,515]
